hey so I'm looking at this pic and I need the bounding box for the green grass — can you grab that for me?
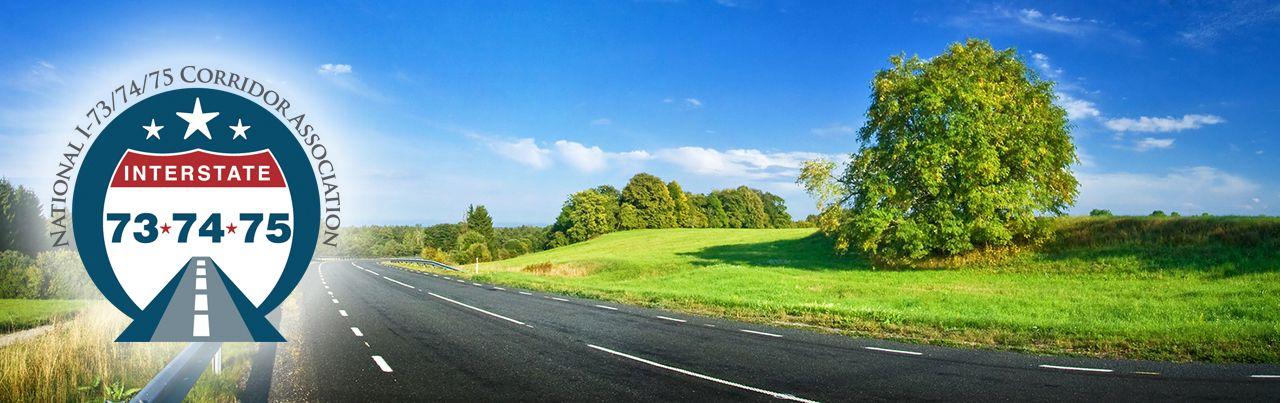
[0,299,87,333]
[390,219,1280,363]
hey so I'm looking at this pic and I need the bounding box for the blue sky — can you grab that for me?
[2,1,1278,225]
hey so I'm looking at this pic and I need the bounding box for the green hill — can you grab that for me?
[391,223,1280,363]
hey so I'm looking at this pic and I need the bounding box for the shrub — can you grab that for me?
[1088,209,1113,217]
[522,261,554,273]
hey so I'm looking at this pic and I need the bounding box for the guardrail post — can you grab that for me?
[213,347,222,374]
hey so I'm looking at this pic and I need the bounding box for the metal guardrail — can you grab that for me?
[386,258,463,272]
[131,342,222,403]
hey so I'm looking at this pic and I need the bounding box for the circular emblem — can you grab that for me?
[71,87,320,342]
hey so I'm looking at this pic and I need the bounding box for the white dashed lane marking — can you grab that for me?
[1251,374,1280,379]
[351,327,363,337]
[493,287,505,290]
[193,314,209,337]
[739,329,783,338]
[372,356,393,372]
[656,316,687,323]
[332,299,340,304]
[550,297,569,302]
[587,344,815,403]
[382,276,416,289]
[594,305,619,311]
[1038,364,1113,373]
[864,346,923,356]
[518,292,533,296]
[339,309,348,317]
[193,295,208,311]
[427,292,527,326]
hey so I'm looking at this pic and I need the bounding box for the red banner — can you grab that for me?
[110,150,285,188]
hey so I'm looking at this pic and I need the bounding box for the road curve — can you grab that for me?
[267,260,1280,401]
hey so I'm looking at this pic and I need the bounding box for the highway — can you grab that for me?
[265,260,1280,401]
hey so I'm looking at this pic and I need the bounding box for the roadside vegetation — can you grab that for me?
[0,302,253,402]
[391,216,1280,363]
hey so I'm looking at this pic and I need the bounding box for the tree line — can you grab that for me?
[328,204,550,264]
[546,172,799,247]
[0,178,97,299]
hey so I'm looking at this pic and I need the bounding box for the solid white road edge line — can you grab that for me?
[351,327,363,337]
[372,356,393,372]
[864,346,923,356]
[586,344,816,403]
[382,276,416,289]
[656,316,687,323]
[739,329,783,338]
[427,292,527,326]
[594,304,619,311]
[1038,364,1113,373]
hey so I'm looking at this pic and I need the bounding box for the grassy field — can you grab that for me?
[390,217,1280,363]
[0,301,254,402]
[0,299,87,333]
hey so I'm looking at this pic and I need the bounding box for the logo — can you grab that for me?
[49,67,343,342]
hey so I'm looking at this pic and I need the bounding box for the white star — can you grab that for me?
[175,98,219,139]
[229,118,251,140]
[143,119,163,140]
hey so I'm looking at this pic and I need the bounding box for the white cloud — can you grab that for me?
[1134,137,1175,151]
[684,98,703,108]
[951,7,1135,45]
[554,140,608,172]
[1178,2,1280,47]
[1057,93,1101,120]
[590,118,612,126]
[553,140,652,173]
[317,63,353,75]
[315,63,387,101]
[1076,166,1261,214]
[8,59,63,91]
[1103,114,1225,133]
[479,136,553,169]
[472,136,838,179]
[1029,53,1098,122]
[1031,53,1063,79]
[654,147,837,180]
[810,124,857,136]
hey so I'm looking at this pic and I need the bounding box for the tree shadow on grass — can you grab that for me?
[677,232,876,272]
[675,223,1280,277]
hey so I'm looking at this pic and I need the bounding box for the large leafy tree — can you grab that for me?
[692,193,728,228]
[620,173,677,229]
[753,190,792,228]
[559,190,619,242]
[714,187,768,228]
[811,39,1078,261]
[667,181,707,228]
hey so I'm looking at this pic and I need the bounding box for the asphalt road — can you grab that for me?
[267,260,1280,401]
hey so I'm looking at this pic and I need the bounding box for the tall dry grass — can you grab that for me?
[0,301,251,402]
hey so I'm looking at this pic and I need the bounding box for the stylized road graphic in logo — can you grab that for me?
[71,88,321,342]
